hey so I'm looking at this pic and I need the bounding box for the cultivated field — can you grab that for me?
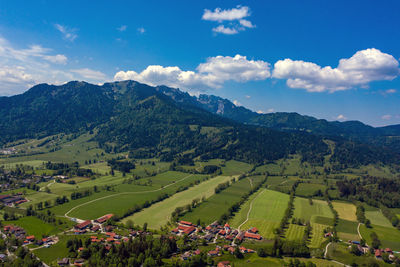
[122,175,232,229]
[332,201,357,221]
[360,224,400,251]
[293,197,333,222]
[285,224,305,241]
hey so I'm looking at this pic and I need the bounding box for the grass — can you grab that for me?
[309,223,328,248]
[365,210,393,228]
[285,224,305,241]
[327,242,385,266]
[336,219,360,241]
[60,173,207,219]
[182,176,264,225]
[332,201,357,221]
[122,175,233,229]
[230,189,289,239]
[220,160,252,176]
[360,224,400,251]
[6,216,60,238]
[33,235,72,265]
[293,197,333,222]
[295,183,326,197]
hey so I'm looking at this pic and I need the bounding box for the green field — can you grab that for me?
[295,183,326,197]
[336,219,360,241]
[360,224,400,251]
[122,175,233,229]
[221,160,252,176]
[59,172,207,219]
[230,189,289,239]
[332,201,357,221]
[285,224,305,241]
[33,235,74,265]
[309,223,328,248]
[6,216,70,238]
[182,176,264,225]
[365,209,393,228]
[293,197,333,222]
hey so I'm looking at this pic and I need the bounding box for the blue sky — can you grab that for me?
[0,0,399,126]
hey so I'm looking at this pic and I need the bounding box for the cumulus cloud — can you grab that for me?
[233,100,241,106]
[336,114,347,121]
[212,25,238,35]
[137,27,145,34]
[114,54,271,92]
[202,6,250,21]
[202,5,255,35]
[70,68,107,80]
[54,24,78,41]
[0,37,107,95]
[272,48,400,92]
[117,25,127,32]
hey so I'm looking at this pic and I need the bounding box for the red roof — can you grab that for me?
[75,220,92,230]
[375,249,382,257]
[218,230,226,235]
[180,220,193,226]
[96,214,114,223]
[224,223,230,228]
[249,227,258,233]
[183,226,196,235]
[244,232,261,240]
[385,248,393,253]
[26,235,35,240]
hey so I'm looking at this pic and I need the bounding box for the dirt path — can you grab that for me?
[39,179,56,191]
[238,189,265,230]
[64,174,194,220]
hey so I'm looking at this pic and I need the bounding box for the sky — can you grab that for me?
[0,0,399,127]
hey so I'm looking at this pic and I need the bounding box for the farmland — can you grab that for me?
[181,175,264,225]
[332,201,357,222]
[360,224,400,251]
[122,175,233,229]
[293,197,333,222]
[230,189,289,239]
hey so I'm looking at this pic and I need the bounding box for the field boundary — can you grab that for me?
[64,174,194,221]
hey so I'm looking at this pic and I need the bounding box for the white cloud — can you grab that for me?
[336,114,347,121]
[272,48,400,92]
[233,100,241,106]
[239,19,255,28]
[202,6,250,22]
[137,27,145,34]
[0,37,107,95]
[382,114,392,120]
[114,54,271,92]
[117,25,127,32]
[212,25,238,35]
[267,108,274,113]
[202,6,255,35]
[70,68,107,80]
[54,24,78,41]
[245,95,251,99]
[385,89,396,94]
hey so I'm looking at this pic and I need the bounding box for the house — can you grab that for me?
[95,214,114,224]
[218,230,226,236]
[57,258,70,266]
[244,232,261,240]
[224,223,230,229]
[180,220,193,226]
[324,232,332,238]
[236,231,245,241]
[26,235,35,242]
[181,251,191,260]
[375,249,382,258]
[218,261,231,267]
[203,234,213,242]
[249,227,258,234]
[183,226,196,235]
[193,249,201,255]
[385,248,393,254]
[171,228,179,234]
[208,250,219,257]
[91,225,100,232]
[228,247,235,254]
[0,254,6,261]
[75,220,92,230]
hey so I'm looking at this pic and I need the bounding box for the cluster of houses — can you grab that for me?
[2,225,54,247]
[207,244,255,257]
[0,171,54,192]
[171,220,262,243]
[347,240,398,262]
[73,214,114,234]
[0,194,27,206]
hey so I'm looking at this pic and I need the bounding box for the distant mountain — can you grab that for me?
[0,80,398,167]
[154,85,400,153]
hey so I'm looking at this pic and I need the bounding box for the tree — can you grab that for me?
[234,247,243,259]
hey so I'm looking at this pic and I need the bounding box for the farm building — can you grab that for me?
[244,232,261,240]
[95,214,114,224]
[74,220,92,230]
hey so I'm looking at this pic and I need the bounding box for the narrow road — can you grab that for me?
[324,242,331,258]
[64,174,193,220]
[238,189,265,230]
[324,242,351,267]
[248,177,253,189]
[357,223,362,240]
[39,179,56,191]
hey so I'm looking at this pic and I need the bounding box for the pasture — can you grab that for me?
[230,189,289,239]
[122,175,232,229]
[285,224,305,241]
[364,209,393,228]
[6,216,69,238]
[293,197,333,222]
[220,160,252,176]
[182,176,264,225]
[309,223,328,248]
[360,224,400,251]
[336,219,360,241]
[295,183,326,197]
[332,201,357,221]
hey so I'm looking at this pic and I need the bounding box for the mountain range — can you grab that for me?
[1,80,399,167]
